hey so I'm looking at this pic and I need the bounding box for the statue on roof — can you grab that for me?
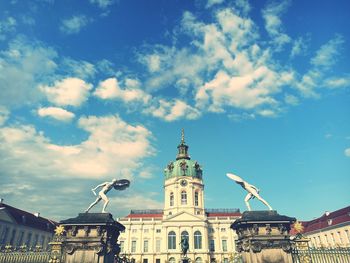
[226,173,273,211]
[85,179,130,213]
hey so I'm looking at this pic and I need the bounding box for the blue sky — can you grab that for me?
[0,0,349,221]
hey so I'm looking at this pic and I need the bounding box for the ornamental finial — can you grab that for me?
[181,128,185,144]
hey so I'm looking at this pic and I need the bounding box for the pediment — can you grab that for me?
[164,211,204,222]
[0,208,17,224]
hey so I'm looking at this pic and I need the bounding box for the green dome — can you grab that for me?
[164,159,203,180]
[164,129,203,180]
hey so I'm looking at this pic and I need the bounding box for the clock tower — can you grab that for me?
[163,129,205,218]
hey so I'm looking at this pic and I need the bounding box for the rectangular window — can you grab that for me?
[331,233,335,246]
[41,235,45,247]
[209,239,215,252]
[17,231,24,246]
[156,239,161,252]
[144,229,149,233]
[9,229,16,246]
[120,241,124,253]
[33,234,39,246]
[337,231,343,244]
[223,259,229,263]
[26,233,32,247]
[131,240,136,253]
[144,240,149,252]
[345,230,350,243]
[209,228,214,233]
[220,228,226,232]
[132,229,137,233]
[156,259,161,263]
[1,227,9,245]
[222,239,227,252]
[143,259,148,263]
[156,229,161,233]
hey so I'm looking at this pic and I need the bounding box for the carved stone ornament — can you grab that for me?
[251,241,262,253]
[84,226,90,237]
[180,160,188,175]
[252,224,259,235]
[265,224,272,235]
[167,162,174,172]
[242,241,250,252]
[278,224,287,235]
[281,241,292,253]
[70,226,77,236]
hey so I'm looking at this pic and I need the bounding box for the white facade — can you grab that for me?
[118,131,240,263]
[0,202,55,250]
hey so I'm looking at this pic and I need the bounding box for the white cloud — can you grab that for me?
[311,35,344,69]
[90,0,115,9]
[0,115,154,179]
[262,0,291,50]
[94,77,151,104]
[290,37,308,58]
[0,107,9,126]
[284,94,299,106]
[145,99,201,122]
[195,68,286,112]
[37,107,75,122]
[0,16,16,40]
[296,35,346,97]
[40,78,93,107]
[324,77,350,89]
[345,148,350,157]
[60,15,90,35]
[0,37,57,108]
[61,58,96,79]
[206,0,225,8]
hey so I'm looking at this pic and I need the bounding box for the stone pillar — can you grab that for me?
[49,213,125,263]
[231,211,295,263]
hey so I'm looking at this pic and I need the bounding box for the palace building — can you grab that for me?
[299,206,350,248]
[118,130,241,263]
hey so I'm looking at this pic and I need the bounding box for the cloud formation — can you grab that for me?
[0,115,154,179]
[37,107,75,122]
[60,15,90,34]
[94,77,151,104]
[40,78,93,107]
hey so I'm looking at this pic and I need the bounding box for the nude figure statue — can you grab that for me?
[85,179,130,213]
[226,173,273,211]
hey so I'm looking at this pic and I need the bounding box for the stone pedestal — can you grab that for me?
[231,211,296,263]
[49,213,125,263]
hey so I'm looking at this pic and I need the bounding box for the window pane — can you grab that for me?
[168,231,176,249]
[194,231,202,249]
[210,240,215,252]
[222,240,227,252]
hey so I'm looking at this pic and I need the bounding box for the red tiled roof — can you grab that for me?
[0,203,57,233]
[126,213,163,218]
[206,212,241,217]
[292,206,350,234]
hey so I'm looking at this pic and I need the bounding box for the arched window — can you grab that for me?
[194,231,202,249]
[168,231,176,249]
[195,257,202,263]
[170,192,174,206]
[169,257,176,263]
[195,191,199,206]
[181,191,187,205]
[181,231,189,247]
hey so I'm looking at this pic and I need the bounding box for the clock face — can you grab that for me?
[180,180,187,187]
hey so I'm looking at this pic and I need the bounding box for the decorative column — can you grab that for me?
[49,213,125,263]
[231,211,296,263]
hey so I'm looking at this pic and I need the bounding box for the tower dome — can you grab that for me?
[164,129,203,180]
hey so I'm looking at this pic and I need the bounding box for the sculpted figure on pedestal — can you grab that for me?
[227,173,273,211]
